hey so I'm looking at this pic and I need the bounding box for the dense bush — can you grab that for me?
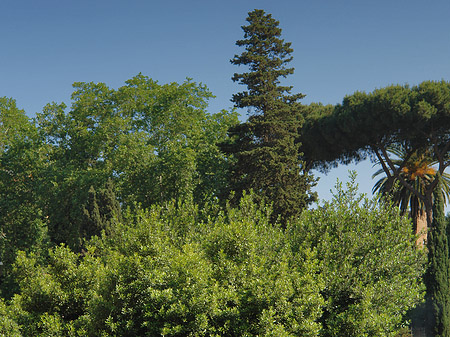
[4,196,324,336]
[288,174,426,336]
[1,178,425,336]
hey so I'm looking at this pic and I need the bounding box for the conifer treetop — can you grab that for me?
[231,9,304,114]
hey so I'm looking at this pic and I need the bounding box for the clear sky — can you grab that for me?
[1,0,450,204]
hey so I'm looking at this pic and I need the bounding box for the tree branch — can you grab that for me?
[372,145,392,179]
[434,141,450,174]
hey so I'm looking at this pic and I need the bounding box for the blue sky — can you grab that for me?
[1,0,450,204]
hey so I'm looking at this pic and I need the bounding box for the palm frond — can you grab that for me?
[372,145,450,215]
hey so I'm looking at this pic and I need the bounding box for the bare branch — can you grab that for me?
[372,145,392,179]
[434,141,450,174]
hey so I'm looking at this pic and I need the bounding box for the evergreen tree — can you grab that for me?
[82,179,122,242]
[222,9,315,222]
[425,174,450,336]
[300,81,450,231]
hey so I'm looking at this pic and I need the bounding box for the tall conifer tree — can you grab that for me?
[425,174,450,336]
[221,9,315,222]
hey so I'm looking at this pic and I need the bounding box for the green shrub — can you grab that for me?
[4,196,323,336]
[289,173,426,337]
[2,178,425,336]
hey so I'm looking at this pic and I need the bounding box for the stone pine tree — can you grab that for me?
[300,81,450,238]
[221,9,316,222]
[424,174,450,336]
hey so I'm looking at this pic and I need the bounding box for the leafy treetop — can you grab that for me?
[300,81,450,171]
[300,81,450,227]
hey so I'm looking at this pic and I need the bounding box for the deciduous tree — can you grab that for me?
[0,98,49,298]
[35,75,238,249]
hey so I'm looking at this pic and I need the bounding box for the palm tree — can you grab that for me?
[373,145,450,246]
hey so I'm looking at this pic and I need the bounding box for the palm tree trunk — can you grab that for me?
[414,210,428,247]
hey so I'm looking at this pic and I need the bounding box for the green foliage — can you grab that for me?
[222,9,316,222]
[0,298,22,337]
[0,173,428,336]
[0,98,49,298]
[424,175,450,336]
[301,80,450,171]
[34,74,238,249]
[289,172,426,336]
[9,246,105,336]
[0,36,432,336]
[81,179,122,243]
[3,196,324,336]
[0,97,33,152]
[89,196,323,336]
[230,10,301,111]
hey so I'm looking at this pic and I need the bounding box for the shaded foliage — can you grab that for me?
[423,175,450,337]
[300,81,450,170]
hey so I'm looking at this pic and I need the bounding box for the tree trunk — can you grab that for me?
[414,210,428,248]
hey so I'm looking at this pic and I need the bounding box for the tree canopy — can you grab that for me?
[33,74,238,250]
[0,75,238,296]
[300,80,450,227]
[222,9,315,222]
[301,81,450,169]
